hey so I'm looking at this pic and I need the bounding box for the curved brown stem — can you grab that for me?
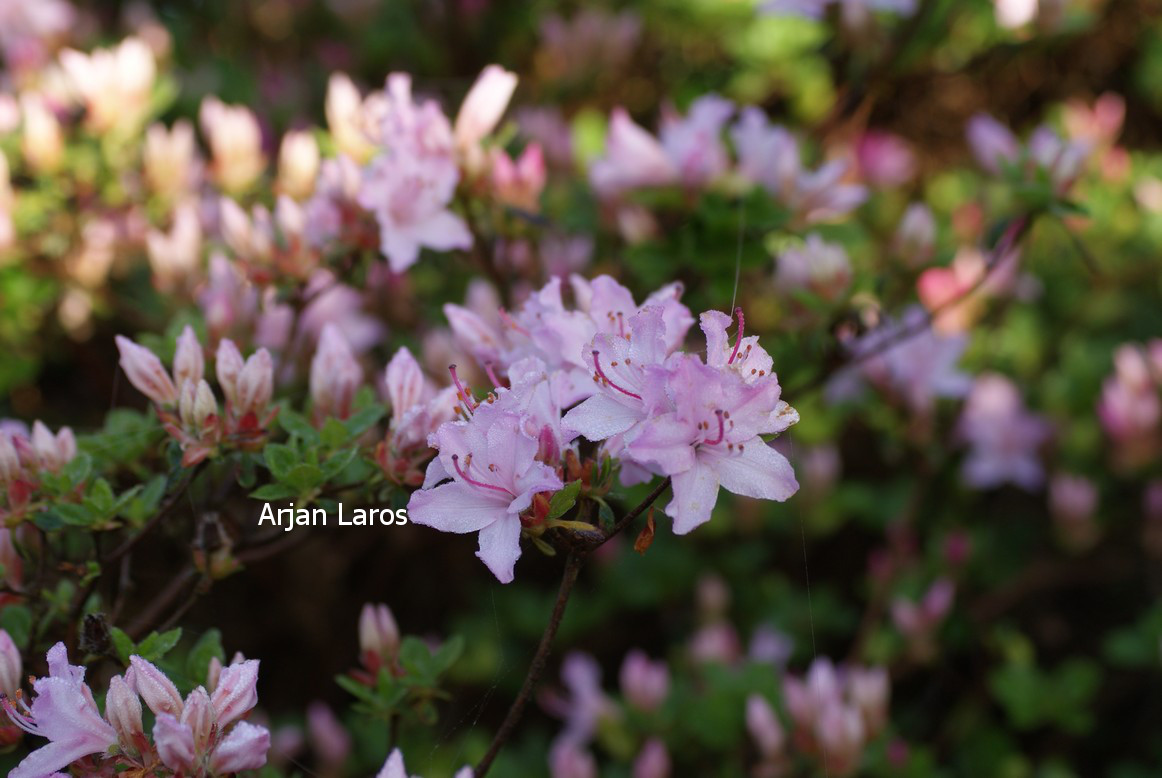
[473,477,673,777]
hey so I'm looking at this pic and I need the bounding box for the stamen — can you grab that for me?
[702,410,725,445]
[448,364,476,416]
[483,362,504,390]
[616,311,625,337]
[592,351,642,400]
[452,454,513,496]
[728,307,745,365]
[498,308,531,337]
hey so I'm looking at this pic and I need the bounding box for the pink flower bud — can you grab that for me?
[746,694,785,759]
[359,603,400,663]
[173,325,204,391]
[153,713,196,771]
[181,686,214,753]
[200,97,265,195]
[129,655,184,717]
[966,114,1020,175]
[814,703,865,776]
[0,432,21,483]
[633,738,671,778]
[206,656,224,693]
[144,120,198,200]
[325,73,379,164]
[209,720,271,773]
[106,674,144,749]
[619,650,669,712]
[21,94,63,174]
[0,528,22,591]
[894,203,936,267]
[307,701,351,766]
[30,421,75,473]
[0,628,20,698]
[491,143,547,211]
[846,667,889,736]
[922,578,955,622]
[455,65,518,153]
[385,348,425,418]
[310,325,362,422]
[278,129,321,201]
[216,339,245,408]
[147,203,203,294]
[236,349,274,417]
[210,658,260,728]
[179,379,217,429]
[856,131,915,188]
[549,741,597,778]
[116,336,178,406]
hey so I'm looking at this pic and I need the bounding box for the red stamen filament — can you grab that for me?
[452,454,513,496]
[728,307,745,365]
[702,410,725,445]
[483,361,504,390]
[592,350,642,400]
[448,364,476,416]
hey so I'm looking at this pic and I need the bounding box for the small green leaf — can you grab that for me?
[109,627,135,664]
[344,406,385,438]
[250,483,298,501]
[279,409,319,444]
[135,628,183,662]
[321,417,348,449]
[186,629,225,685]
[546,480,582,521]
[263,443,297,480]
[0,605,32,648]
[283,463,324,492]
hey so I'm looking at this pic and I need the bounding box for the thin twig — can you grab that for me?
[474,478,673,777]
[105,466,199,565]
[473,553,583,778]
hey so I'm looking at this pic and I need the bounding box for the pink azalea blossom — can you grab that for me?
[589,108,677,196]
[658,94,735,188]
[619,650,670,712]
[359,74,472,272]
[376,746,473,778]
[408,402,563,582]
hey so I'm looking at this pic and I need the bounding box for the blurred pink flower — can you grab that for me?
[856,131,915,187]
[958,373,1050,490]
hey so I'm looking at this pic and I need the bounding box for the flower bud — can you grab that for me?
[210,658,260,728]
[173,325,205,392]
[216,339,245,408]
[455,65,518,157]
[153,713,196,771]
[200,97,265,195]
[179,379,217,429]
[310,325,362,422]
[633,738,671,778]
[814,703,865,776]
[325,73,378,164]
[745,694,785,759]
[30,421,75,473]
[106,674,144,750]
[116,336,178,406]
[894,203,936,267]
[619,650,669,712]
[0,432,20,483]
[129,656,184,717]
[146,203,203,294]
[235,349,274,418]
[359,603,400,665]
[385,347,425,419]
[277,129,320,201]
[20,94,63,174]
[966,114,1020,175]
[145,120,198,200]
[209,721,271,773]
[491,143,546,211]
[549,741,597,778]
[307,701,351,766]
[0,529,22,591]
[846,667,889,736]
[181,686,214,753]
[0,629,20,698]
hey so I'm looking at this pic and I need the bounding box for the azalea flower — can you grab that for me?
[957,373,1051,490]
[408,402,563,582]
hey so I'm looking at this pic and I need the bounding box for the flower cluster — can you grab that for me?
[406,275,800,581]
[116,326,275,465]
[1,642,268,777]
[0,421,77,522]
[1098,341,1162,470]
[590,99,867,226]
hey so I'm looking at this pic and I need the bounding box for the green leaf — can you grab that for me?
[263,443,297,480]
[87,478,115,515]
[344,406,385,438]
[322,447,359,480]
[124,475,167,523]
[250,483,298,501]
[432,635,464,674]
[186,629,225,685]
[0,605,32,648]
[135,628,183,663]
[546,480,582,521]
[321,417,348,449]
[109,627,135,664]
[61,452,93,487]
[55,503,96,527]
[278,409,319,444]
[283,463,324,492]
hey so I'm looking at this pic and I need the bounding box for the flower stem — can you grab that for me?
[473,476,673,777]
